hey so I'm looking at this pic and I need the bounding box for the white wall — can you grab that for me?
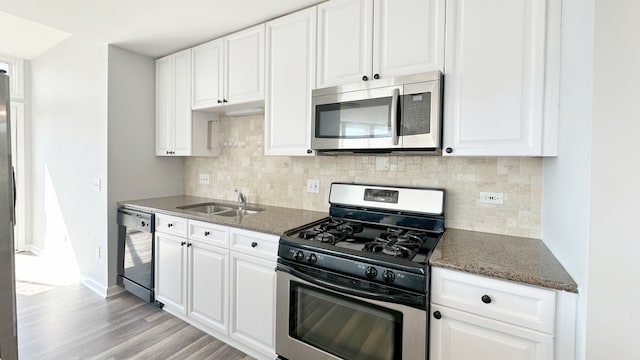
[585,1,640,358]
[106,45,183,289]
[30,36,109,290]
[541,0,594,358]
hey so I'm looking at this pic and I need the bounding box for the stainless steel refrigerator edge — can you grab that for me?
[0,70,19,359]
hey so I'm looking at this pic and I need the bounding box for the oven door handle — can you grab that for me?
[277,264,423,306]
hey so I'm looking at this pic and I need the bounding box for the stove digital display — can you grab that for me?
[364,189,399,204]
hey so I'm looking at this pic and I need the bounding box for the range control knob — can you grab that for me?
[294,251,305,262]
[382,270,395,283]
[307,253,317,264]
[365,266,378,279]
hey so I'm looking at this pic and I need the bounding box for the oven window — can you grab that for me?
[289,282,402,360]
[315,97,392,138]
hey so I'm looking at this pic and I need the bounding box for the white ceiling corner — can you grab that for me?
[0,10,70,60]
[0,0,324,59]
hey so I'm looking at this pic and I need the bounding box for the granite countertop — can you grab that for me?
[118,195,328,236]
[120,196,577,293]
[430,228,578,293]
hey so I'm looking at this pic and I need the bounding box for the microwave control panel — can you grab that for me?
[402,92,432,135]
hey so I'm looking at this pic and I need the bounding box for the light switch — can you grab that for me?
[93,178,101,192]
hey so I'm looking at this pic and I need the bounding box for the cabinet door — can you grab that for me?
[155,55,173,156]
[317,0,373,88]
[172,49,192,156]
[442,0,549,156]
[264,7,316,156]
[188,241,229,335]
[155,232,187,313]
[225,24,265,104]
[372,0,444,78]
[192,39,224,109]
[230,251,276,357]
[430,304,554,360]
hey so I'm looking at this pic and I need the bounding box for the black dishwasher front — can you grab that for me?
[117,208,155,302]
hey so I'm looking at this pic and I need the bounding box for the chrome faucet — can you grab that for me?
[235,189,246,208]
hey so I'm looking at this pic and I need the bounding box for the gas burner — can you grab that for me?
[298,220,365,245]
[319,221,343,231]
[316,232,337,244]
[298,229,323,240]
[363,230,427,259]
[386,227,404,235]
[319,221,364,235]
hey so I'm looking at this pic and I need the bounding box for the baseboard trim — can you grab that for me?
[79,273,108,298]
[25,244,43,256]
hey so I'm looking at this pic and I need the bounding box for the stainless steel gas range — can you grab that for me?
[276,183,445,360]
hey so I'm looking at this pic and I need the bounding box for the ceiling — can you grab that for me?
[0,0,324,60]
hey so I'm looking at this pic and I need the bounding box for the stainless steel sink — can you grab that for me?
[177,202,264,216]
[214,209,262,217]
[178,203,234,214]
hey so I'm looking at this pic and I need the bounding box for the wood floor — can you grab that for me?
[16,283,256,360]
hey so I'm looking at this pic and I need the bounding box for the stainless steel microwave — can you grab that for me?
[311,71,442,154]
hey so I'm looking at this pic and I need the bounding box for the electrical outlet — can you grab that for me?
[479,192,504,205]
[307,179,320,193]
[199,173,210,185]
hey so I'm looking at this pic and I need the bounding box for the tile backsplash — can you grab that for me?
[185,115,542,238]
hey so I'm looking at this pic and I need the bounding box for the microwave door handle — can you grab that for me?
[391,88,400,145]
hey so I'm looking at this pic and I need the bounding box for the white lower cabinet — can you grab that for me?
[155,221,228,335]
[188,241,229,334]
[429,267,573,360]
[155,232,188,313]
[430,303,553,360]
[229,251,276,356]
[154,215,277,360]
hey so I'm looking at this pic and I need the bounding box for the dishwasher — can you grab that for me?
[117,208,155,303]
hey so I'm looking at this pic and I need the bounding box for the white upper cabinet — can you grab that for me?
[173,50,193,155]
[264,6,317,156]
[156,49,193,156]
[317,0,373,88]
[373,0,445,79]
[156,49,220,157]
[191,39,224,109]
[191,24,265,110]
[225,24,265,104]
[317,0,445,88]
[156,54,174,156]
[442,0,560,157]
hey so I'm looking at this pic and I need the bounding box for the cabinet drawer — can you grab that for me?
[155,213,188,237]
[431,267,556,333]
[230,228,279,261]
[188,219,229,247]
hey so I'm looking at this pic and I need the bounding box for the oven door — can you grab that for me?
[276,265,426,360]
[311,86,404,151]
